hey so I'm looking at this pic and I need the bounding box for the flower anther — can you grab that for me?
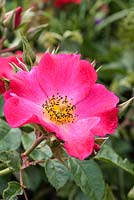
[42,94,76,124]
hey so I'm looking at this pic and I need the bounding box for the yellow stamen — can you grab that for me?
[42,94,76,124]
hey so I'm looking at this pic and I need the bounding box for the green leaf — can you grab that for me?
[0,96,4,116]
[68,158,105,200]
[0,151,21,171]
[22,132,53,162]
[0,128,21,151]
[98,64,127,81]
[0,177,9,195]
[22,166,42,191]
[44,159,70,190]
[103,185,116,200]
[3,181,23,200]
[0,127,21,151]
[95,144,134,176]
[0,120,10,141]
[74,191,89,200]
[96,9,130,31]
[57,182,77,199]
[27,24,48,40]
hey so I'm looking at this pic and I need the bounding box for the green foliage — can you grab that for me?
[22,166,42,191]
[0,120,10,140]
[22,132,53,161]
[2,181,23,200]
[0,0,134,199]
[0,151,21,171]
[0,120,21,151]
[0,96,4,116]
[95,143,134,175]
[45,159,70,190]
[68,158,105,200]
[21,35,36,69]
[103,185,116,200]
[96,9,130,31]
[118,9,134,47]
[0,176,9,195]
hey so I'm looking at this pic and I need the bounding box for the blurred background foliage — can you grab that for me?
[0,0,134,199]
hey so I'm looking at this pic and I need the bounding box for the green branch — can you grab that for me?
[22,134,45,157]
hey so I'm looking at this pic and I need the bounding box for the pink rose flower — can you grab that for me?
[54,0,80,7]
[4,53,119,159]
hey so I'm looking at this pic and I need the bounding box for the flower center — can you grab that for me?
[42,94,76,124]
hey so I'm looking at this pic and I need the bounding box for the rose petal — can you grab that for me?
[91,108,118,136]
[56,118,100,160]
[4,96,55,132]
[0,57,13,79]
[9,67,47,104]
[76,84,119,118]
[37,53,97,104]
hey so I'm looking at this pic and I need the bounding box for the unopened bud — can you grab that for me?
[14,6,23,29]
[3,6,23,30]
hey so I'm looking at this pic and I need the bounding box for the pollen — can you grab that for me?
[42,94,76,124]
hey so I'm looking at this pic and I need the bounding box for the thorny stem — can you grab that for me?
[23,190,28,200]
[21,134,45,158]
[0,46,18,54]
[0,37,5,50]
[19,169,28,200]
[20,131,45,200]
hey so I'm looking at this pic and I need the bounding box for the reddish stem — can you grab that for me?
[21,134,45,158]
[0,46,18,54]
[20,133,45,199]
